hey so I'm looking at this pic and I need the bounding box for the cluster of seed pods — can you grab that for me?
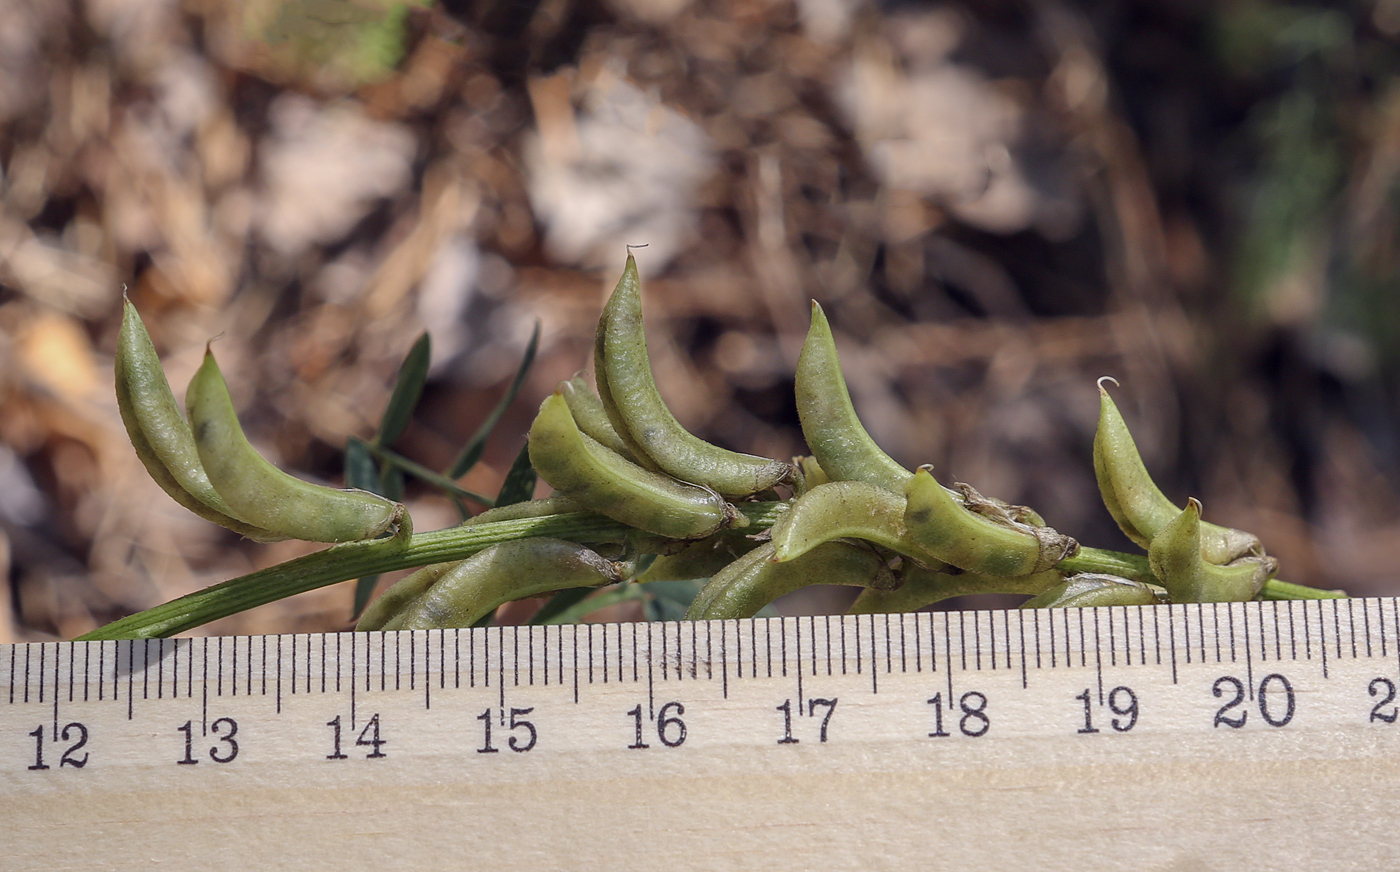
[116,255,1283,630]
[358,256,1280,627]
[1093,379,1278,602]
[116,302,407,545]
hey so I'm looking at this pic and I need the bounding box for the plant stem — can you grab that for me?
[76,503,788,640]
[76,504,1347,640]
[1052,548,1342,601]
[1258,578,1347,600]
[1056,547,1153,581]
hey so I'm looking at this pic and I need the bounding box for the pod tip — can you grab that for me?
[1097,375,1119,393]
[202,330,227,355]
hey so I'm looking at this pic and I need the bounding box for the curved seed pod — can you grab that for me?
[186,348,404,543]
[1148,499,1276,602]
[904,468,1078,576]
[848,564,1062,614]
[358,496,589,631]
[794,301,913,493]
[398,538,625,630]
[1095,380,1263,564]
[594,255,791,497]
[768,479,948,568]
[794,304,1044,518]
[560,376,639,462]
[636,530,766,584]
[463,494,582,526]
[528,391,740,540]
[1020,574,1163,609]
[685,541,896,621]
[115,301,284,541]
[355,563,457,631]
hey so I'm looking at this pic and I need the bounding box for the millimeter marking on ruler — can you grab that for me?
[6,599,1400,872]
[4,600,1397,730]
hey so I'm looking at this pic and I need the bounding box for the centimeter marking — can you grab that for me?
[2,598,1396,726]
[7,599,1400,871]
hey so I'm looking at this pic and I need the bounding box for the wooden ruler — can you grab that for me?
[3,599,1398,869]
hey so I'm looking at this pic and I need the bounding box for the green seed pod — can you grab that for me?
[358,496,588,631]
[1148,499,1276,603]
[355,562,457,631]
[636,530,766,584]
[560,376,639,462]
[848,564,1063,614]
[794,301,913,493]
[685,541,896,621]
[594,254,792,497]
[185,348,405,543]
[397,538,625,630]
[528,391,740,540]
[463,494,582,526]
[904,467,1078,576]
[768,479,949,568]
[115,301,284,541]
[1020,574,1163,609]
[1095,379,1263,564]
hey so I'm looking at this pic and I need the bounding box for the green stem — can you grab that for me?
[77,503,788,640]
[77,504,1347,640]
[1056,546,1154,582]
[1258,578,1347,600]
[1053,548,1343,601]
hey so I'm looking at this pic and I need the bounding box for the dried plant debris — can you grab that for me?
[2,0,1398,640]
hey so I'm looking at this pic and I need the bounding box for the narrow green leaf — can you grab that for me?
[352,575,381,622]
[629,552,658,580]
[447,320,540,479]
[344,436,380,493]
[644,579,705,622]
[529,587,595,624]
[379,463,405,502]
[370,444,494,506]
[376,332,431,447]
[537,584,649,625]
[494,442,537,508]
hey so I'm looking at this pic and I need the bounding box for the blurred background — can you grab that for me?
[2,0,1399,642]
